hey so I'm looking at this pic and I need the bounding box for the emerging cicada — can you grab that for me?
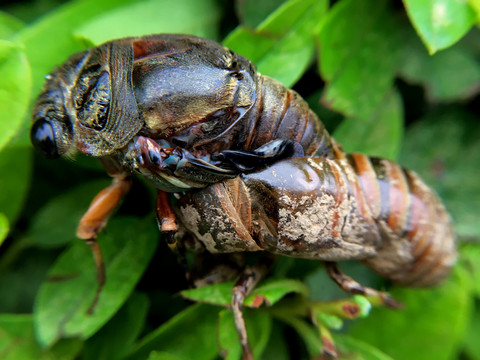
[30,34,456,359]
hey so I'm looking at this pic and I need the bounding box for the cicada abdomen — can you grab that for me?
[176,155,456,287]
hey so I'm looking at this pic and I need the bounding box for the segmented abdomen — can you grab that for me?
[176,155,456,287]
[346,153,456,287]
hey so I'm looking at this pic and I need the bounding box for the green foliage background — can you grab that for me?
[0,0,479,359]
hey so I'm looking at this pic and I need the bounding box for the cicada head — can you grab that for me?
[31,41,143,158]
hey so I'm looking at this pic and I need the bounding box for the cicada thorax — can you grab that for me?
[239,75,335,159]
[175,154,456,288]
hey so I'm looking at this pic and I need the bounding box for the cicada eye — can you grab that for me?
[30,119,60,159]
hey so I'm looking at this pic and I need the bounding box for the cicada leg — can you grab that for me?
[231,261,272,360]
[324,262,402,309]
[77,171,131,314]
[156,190,179,250]
[125,136,237,191]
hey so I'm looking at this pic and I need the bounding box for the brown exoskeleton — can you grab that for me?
[30,34,456,359]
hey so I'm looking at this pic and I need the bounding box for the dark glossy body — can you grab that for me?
[30,34,455,291]
[31,34,333,191]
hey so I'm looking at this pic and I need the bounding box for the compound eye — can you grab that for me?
[30,119,60,159]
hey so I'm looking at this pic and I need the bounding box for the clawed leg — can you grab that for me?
[324,261,402,309]
[156,190,179,250]
[77,174,131,314]
[231,261,271,360]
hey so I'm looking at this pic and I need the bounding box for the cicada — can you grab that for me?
[30,34,456,359]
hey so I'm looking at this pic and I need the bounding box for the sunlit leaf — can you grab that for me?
[0,40,31,151]
[224,0,328,87]
[75,0,221,45]
[403,0,476,54]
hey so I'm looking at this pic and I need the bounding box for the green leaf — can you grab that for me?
[0,40,31,152]
[399,28,480,102]
[34,216,158,347]
[181,281,235,306]
[224,0,329,87]
[0,212,8,246]
[75,0,221,45]
[83,292,150,360]
[15,0,137,96]
[460,243,480,296]
[217,309,272,360]
[469,0,480,21]
[244,278,309,307]
[181,278,309,308]
[26,179,111,248]
[126,304,220,360]
[0,11,23,39]
[403,0,477,54]
[334,335,394,360]
[0,137,32,224]
[333,88,404,160]
[349,265,474,360]
[0,314,82,360]
[319,0,403,120]
[463,305,480,360]
[235,0,287,28]
[399,108,480,237]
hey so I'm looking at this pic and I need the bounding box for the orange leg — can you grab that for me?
[156,191,179,249]
[76,175,131,313]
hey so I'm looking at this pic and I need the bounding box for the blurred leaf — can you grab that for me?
[463,305,480,360]
[469,0,480,20]
[126,304,220,360]
[0,314,82,360]
[403,0,476,54]
[333,88,404,160]
[235,0,287,28]
[26,179,111,248]
[319,0,403,120]
[350,265,473,360]
[0,138,32,224]
[224,0,329,87]
[15,0,136,96]
[260,322,289,360]
[146,352,184,360]
[0,11,23,39]
[0,40,31,152]
[0,213,8,246]
[75,0,221,45]
[460,243,480,296]
[181,278,308,308]
[218,309,272,360]
[399,28,480,102]
[335,335,394,360]
[83,292,149,360]
[399,108,480,237]
[34,216,158,347]
[0,248,57,313]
